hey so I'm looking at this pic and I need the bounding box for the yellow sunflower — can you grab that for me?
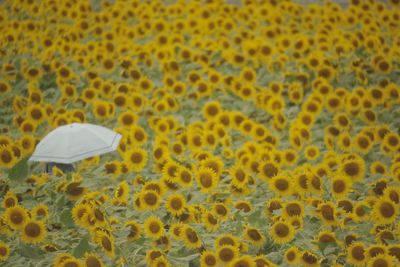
[244,226,265,247]
[269,220,296,244]
[0,241,10,261]
[125,147,148,172]
[83,252,105,267]
[21,219,47,244]
[196,167,219,193]
[372,197,398,225]
[165,193,186,216]
[4,205,29,230]
[182,225,202,249]
[200,251,218,267]
[144,216,164,240]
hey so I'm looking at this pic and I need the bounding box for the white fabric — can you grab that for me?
[29,123,122,164]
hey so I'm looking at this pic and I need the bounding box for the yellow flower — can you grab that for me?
[21,219,47,244]
[216,245,239,265]
[2,191,18,209]
[0,145,17,169]
[125,220,141,241]
[140,190,160,211]
[182,225,202,249]
[202,211,219,232]
[269,220,296,244]
[31,203,49,221]
[284,246,302,265]
[124,147,148,172]
[347,242,366,266]
[83,253,105,267]
[200,251,217,267]
[196,167,219,193]
[4,205,29,230]
[244,226,265,247]
[165,193,186,216]
[372,197,398,225]
[0,241,10,261]
[144,216,164,240]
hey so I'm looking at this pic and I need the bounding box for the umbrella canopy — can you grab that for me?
[29,123,122,164]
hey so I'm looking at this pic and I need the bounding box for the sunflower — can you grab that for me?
[347,242,366,266]
[339,156,365,182]
[366,244,387,259]
[145,249,164,266]
[165,193,186,217]
[283,201,304,219]
[169,222,185,240]
[259,161,279,181]
[83,252,105,267]
[71,203,91,227]
[144,216,164,240]
[31,203,49,221]
[382,132,400,154]
[0,81,11,94]
[202,211,219,232]
[92,100,111,120]
[2,191,18,208]
[95,231,115,258]
[152,256,171,267]
[143,181,165,197]
[301,251,319,267]
[0,241,10,261]
[270,220,296,244]
[317,202,338,226]
[352,201,370,222]
[215,233,239,249]
[216,245,239,265]
[58,257,84,267]
[234,201,252,213]
[331,175,352,198]
[196,167,219,193]
[200,156,224,177]
[200,251,217,267]
[65,181,87,201]
[125,147,148,172]
[118,110,138,128]
[182,225,202,249]
[21,219,47,244]
[0,145,17,168]
[125,220,141,241]
[112,180,129,206]
[372,197,398,225]
[244,226,265,247]
[269,174,292,196]
[316,230,338,246]
[230,164,248,188]
[18,134,35,156]
[162,160,180,182]
[285,246,301,265]
[203,101,222,120]
[304,145,320,161]
[4,205,29,230]
[140,190,160,211]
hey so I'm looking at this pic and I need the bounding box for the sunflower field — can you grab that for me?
[1,0,400,266]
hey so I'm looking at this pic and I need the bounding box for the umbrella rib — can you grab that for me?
[30,133,120,160]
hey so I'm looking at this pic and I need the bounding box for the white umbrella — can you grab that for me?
[29,123,122,164]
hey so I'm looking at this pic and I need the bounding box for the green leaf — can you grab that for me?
[8,156,29,181]
[18,243,45,260]
[72,235,90,258]
[60,208,74,228]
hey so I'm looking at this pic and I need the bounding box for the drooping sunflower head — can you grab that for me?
[244,226,265,247]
